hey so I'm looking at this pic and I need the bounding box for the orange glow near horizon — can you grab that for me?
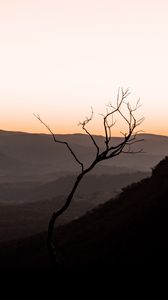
[0,0,168,136]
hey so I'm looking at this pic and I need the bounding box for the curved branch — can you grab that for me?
[34,114,84,172]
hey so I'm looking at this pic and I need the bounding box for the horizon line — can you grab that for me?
[0,128,168,138]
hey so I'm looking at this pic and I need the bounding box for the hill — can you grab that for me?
[0,171,147,204]
[0,130,167,183]
[0,171,147,242]
[0,156,168,270]
[55,156,168,266]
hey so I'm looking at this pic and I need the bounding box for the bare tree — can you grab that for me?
[34,88,144,266]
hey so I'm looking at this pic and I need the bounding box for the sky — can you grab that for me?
[0,0,168,136]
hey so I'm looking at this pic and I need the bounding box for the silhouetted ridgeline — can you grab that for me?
[55,156,168,266]
[0,156,168,270]
[0,130,168,182]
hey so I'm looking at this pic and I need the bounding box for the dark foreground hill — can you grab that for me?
[1,156,168,271]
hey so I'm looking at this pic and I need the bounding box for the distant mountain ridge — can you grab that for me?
[0,130,167,182]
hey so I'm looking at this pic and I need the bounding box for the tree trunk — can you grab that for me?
[47,172,84,267]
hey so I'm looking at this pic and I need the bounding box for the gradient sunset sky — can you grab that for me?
[0,0,168,136]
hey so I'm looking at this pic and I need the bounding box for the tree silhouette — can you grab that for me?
[35,88,144,266]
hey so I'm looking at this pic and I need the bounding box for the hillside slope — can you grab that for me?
[0,156,168,270]
[56,156,168,266]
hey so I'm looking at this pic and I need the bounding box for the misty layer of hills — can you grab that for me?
[0,172,146,242]
[0,155,168,270]
[0,130,167,245]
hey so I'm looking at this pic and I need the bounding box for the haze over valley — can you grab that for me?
[0,130,167,243]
